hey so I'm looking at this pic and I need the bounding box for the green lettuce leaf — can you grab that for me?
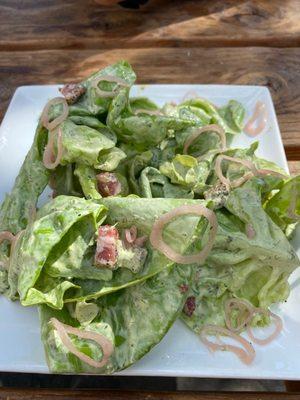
[0,123,49,295]
[39,262,195,374]
[107,89,195,150]
[160,154,210,195]
[140,167,193,199]
[180,98,245,136]
[265,175,300,233]
[74,164,101,200]
[17,196,107,308]
[129,97,160,114]
[70,61,136,116]
[56,119,126,170]
[67,197,209,302]
[181,179,299,333]
[51,164,82,197]
[0,124,49,235]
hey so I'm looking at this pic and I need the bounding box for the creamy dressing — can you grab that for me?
[244,101,268,137]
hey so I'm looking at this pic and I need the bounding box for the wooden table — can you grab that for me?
[0,0,300,398]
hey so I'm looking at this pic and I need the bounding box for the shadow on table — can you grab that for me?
[0,373,285,392]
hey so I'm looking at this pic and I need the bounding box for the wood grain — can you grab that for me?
[0,388,300,400]
[1,47,299,159]
[0,0,300,51]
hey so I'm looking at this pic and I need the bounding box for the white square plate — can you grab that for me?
[0,85,299,379]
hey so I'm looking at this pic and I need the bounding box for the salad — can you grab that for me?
[0,61,299,373]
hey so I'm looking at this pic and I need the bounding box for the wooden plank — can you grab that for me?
[0,0,300,51]
[0,388,300,400]
[1,47,299,159]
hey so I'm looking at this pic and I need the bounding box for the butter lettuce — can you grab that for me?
[140,167,193,199]
[160,154,210,195]
[181,179,299,333]
[107,89,195,150]
[17,196,107,308]
[68,197,208,302]
[265,175,300,233]
[70,61,136,116]
[56,119,126,171]
[40,263,196,374]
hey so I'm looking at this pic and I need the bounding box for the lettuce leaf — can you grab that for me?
[107,89,195,150]
[70,61,136,116]
[57,119,126,170]
[181,179,299,333]
[160,154,210,195]
[17,196,107,308]
[66,197,209,302]
[39,263,195,374]
[140,167,193,198]
[265,175,300,233]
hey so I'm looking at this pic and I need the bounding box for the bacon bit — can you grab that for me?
[96,172,121,197]
[183,296,196,317]
[59,83,86,105]
[179,284,189,294]
[94,225,119,269]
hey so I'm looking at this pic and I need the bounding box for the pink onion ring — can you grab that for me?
[184,124,226,155]
[150,204,217,265]
[50,318,114,369]
[40,97,68,131]
[246,309,283,345]
[134,235,148,247]
[0,231,15,246]
[124,226,137,245]
[43,127,63,170]
[224,298,254,332]
[91,74,129,98]
[256,169,288,180]
[200,325,255,365]
[215,155,258,189]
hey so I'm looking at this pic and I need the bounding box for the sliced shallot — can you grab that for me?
[40,97,68,131]
[0,231,15,246]
[200,325,255,365]
[150,204,217,265]
[134,235,148,247]
[124,226,137,245]
[244,101,268,137]
[50,318,114,369]
[256,168,288,180]
[246,309,283,345]
[224,298,254,332]
[214,155,257,189]
[183,124,226,155]
[245,223,256,239]
[91,74,129,98]
[43,127,63,170]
